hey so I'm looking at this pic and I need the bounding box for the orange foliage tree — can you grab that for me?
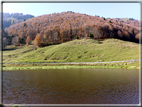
[26,36,31,46]
[33,33,43,48]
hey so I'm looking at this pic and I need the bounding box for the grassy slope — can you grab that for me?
[3,38,139,63]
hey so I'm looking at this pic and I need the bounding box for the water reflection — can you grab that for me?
[3,68,139,104]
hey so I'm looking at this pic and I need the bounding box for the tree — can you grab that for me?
[16,36,25,46]
[135,33,140,43]
[12,36,18,46]
[26,36,31,46]
[3,37,7,49]
[17,36,20,44]
[117,30,123,39]
[33,33,43,49]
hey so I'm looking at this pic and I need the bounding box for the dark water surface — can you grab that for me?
[3,68,139,104]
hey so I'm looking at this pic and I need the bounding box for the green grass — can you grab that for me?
[3,61,140,70]
[3,38,139,63]
[3,66,122,70]
[3,65,139,70]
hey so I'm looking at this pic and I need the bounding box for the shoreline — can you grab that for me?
[2,65,140,70]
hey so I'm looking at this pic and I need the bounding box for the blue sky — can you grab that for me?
[3,3,140,20]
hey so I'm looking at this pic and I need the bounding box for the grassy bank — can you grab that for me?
[3,61,140,70]
[3,66,122,70]
[3,65,140,70]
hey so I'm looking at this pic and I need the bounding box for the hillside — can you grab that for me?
[4,11,140,49]
[114,18,140,26]
[3,38,139,63]
[1,12,34,29]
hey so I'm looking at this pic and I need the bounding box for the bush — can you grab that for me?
[89,32,94,38]
[76,34,79,39]
[24,23,26,26]
[113,34,115,38]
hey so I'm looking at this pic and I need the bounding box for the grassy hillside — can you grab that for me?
[3,38,139,63]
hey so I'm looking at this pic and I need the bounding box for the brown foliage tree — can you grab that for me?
[117,30,123,39]
[135,33,140,43]
[123,30,131,41]
[33,33,44,48]
[26,36,31,46]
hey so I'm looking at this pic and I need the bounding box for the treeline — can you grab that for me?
[1,12,34,29]
[3,11,141,49]
[3,13,34,20]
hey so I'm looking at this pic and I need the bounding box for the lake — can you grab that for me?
[3,68,139,104]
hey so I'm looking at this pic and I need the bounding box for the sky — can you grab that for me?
[3,3,140,20]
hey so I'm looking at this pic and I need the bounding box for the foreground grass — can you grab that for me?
[3,66,122,70]
[3,61,140,70]
[3,38,139,63]
[3,65,140,70]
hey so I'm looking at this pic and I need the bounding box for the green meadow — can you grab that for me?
[3,38,140,69]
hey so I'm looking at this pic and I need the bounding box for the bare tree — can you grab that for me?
[3,37,7,49]
[12,36,18,46]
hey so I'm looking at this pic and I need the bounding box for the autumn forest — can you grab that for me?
[2,11,141,49]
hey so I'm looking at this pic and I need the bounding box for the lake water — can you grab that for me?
[3,68,139,104]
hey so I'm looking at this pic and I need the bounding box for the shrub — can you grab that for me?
[76,34,79,39]
[89,32,94,38]
[113,34,115,38]
[24,23,26,26]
